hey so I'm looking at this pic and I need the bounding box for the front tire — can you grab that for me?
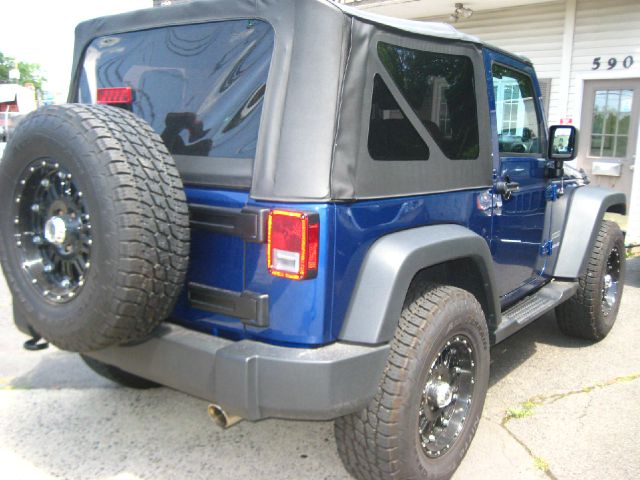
[556,220,625,341]
[335,284,490,480]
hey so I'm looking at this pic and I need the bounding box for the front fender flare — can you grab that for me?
[338,224,499,345]
[552,186,626,279]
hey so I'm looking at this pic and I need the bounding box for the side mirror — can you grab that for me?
[548,125,577,161]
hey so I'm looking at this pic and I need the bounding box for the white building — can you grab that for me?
[344,0,640,243]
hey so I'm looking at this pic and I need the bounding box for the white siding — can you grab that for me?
[567,0,640,122]
[416,0,640,230]
[568,0,640,240]
[422,1,566,123]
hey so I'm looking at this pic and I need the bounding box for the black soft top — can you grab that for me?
[70,0,496,201]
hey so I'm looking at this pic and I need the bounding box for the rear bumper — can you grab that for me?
[85,324,389,421]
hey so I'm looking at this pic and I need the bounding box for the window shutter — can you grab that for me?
[538,78,552,120]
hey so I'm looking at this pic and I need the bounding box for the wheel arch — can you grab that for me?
[338,224,500,345]
[552,186,626,279]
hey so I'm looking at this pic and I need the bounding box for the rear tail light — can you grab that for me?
[267,209,319,280]
[97,87,133,105]
[0,101,18,113]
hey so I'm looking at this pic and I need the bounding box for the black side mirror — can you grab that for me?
[548,125,577,161]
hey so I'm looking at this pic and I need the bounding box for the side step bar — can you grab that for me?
[494,280,578,344]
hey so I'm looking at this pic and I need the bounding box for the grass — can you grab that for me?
[504,399,542,421]
[534,456,550,472]
[0,377,14,390]
[503,373,640,424]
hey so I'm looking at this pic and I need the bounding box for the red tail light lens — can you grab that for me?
[0,101,18,112]
[97,87,133,105]
[267,209,319,280]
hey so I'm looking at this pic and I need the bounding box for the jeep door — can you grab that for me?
[486,51,550,304]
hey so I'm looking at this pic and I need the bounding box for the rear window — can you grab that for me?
[78,19,274,162]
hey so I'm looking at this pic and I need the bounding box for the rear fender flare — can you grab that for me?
[338,224,499,344]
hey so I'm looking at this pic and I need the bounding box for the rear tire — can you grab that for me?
[556,220,625,341]
[81,355,160,389]
[335,284,490,480]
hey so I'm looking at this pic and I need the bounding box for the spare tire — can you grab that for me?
[0,104,190,352]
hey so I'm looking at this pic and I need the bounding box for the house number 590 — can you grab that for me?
[592,56,634,70]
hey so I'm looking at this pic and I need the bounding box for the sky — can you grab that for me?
[1,0,151,99]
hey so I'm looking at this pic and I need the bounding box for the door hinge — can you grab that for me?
[545,184,559,201]
[540,240,553,256]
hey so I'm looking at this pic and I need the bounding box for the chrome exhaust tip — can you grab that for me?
[207,404,243,429]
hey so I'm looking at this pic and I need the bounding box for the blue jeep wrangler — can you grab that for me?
[0,1,627,478]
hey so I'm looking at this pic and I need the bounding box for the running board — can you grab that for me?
[494,281,578,344]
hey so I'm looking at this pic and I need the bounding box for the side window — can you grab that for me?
[368,75,430,161]
[492,64,543,155]
[375,42,479,160]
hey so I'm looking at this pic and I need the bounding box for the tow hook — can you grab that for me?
[207,404,243,429]
[23,335,49,351]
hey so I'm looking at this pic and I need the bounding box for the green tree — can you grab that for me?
[0,51,46,96]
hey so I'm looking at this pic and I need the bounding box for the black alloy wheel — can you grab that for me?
[601,246,621,317]
[14,159,92,303]
[418,334,477,458]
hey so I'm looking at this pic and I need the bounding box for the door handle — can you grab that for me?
[495,179,520,200]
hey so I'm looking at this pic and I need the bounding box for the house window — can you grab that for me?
[589,89,633,158]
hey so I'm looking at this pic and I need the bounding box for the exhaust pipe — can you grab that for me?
[207,404,243,429]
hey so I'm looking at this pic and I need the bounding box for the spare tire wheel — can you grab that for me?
[0,104,190,352]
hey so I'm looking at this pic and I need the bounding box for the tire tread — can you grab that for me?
[335,283,488,480]
[556,220,625,341]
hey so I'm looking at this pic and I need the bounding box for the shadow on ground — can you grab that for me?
[10,351,115,389]
[3,257,638,479]
[489,256,639,387]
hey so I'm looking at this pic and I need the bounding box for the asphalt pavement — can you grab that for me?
[1,258,639,480]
